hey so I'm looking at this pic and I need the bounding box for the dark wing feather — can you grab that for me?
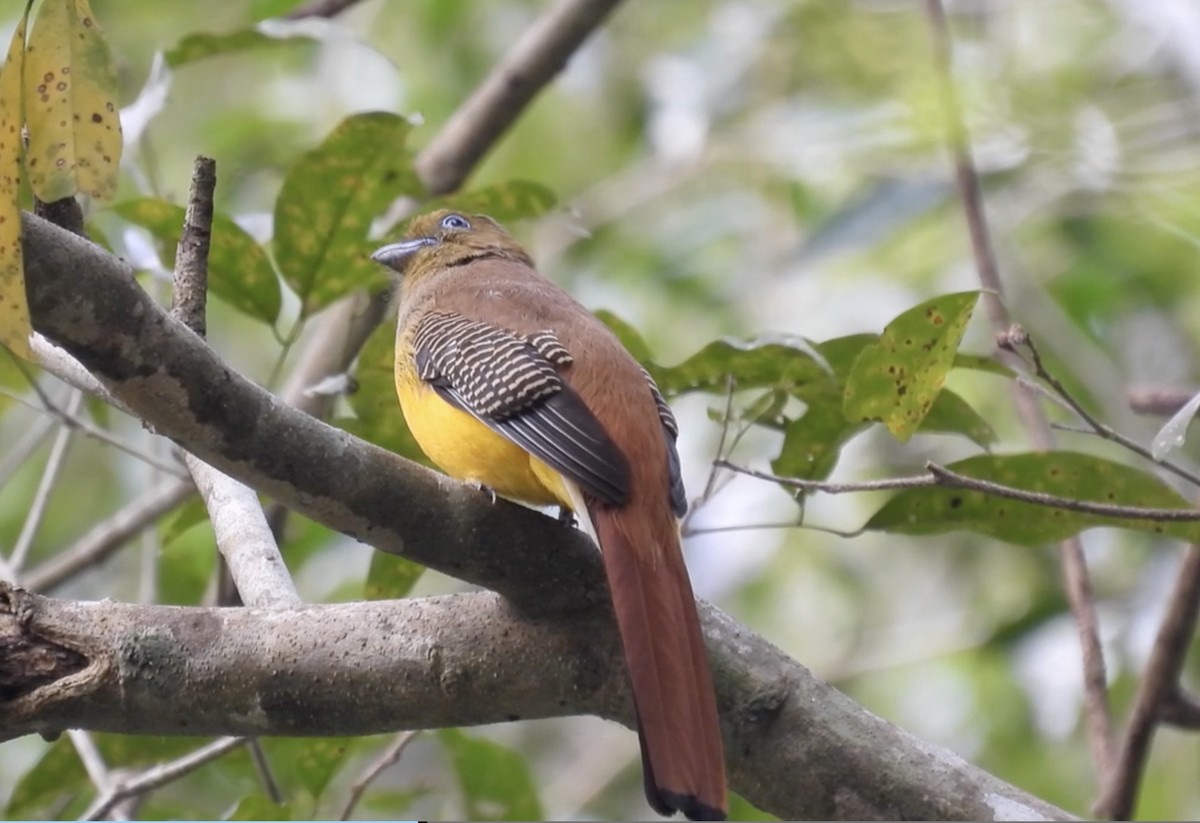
[640,367,687,517]
[414,310,630,505]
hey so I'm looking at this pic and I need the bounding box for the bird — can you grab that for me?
[371,210,727,821]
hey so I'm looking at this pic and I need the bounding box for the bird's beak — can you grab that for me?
[371,237,438,270]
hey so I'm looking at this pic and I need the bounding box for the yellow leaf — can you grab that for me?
[24,0,122,202]
[0,11,32,358]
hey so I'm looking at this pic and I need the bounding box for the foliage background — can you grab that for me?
[2,0,1200,819]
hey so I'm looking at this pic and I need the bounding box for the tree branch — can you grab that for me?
[1093,544,1200,818]
[0,585,1073,822]
[414,0,626,195]
[922,0,1115,780]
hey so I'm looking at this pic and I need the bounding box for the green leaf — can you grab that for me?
[0,8,31,359]
[24,0,123,201]
[843,291,979,441]
[814,333,878,377]
[228,795,292,821]
[274,112,420,316]
[160,497,208,547]
[158,520,217,605]
[865,452,1200,546]
[953,352,1013,377]
[293,739,350,799]
[595,309,653,364]
[425,180,557,224]
[342,318,427,461]
[5,738,86,818]
[165,29,314,69]
[364,551,425,600]
[114,198,282,324]
[438,729,543,821]
[919,388,997,448]
[728,791,780,822]
[772,396,866,481]
[657,337,828,397]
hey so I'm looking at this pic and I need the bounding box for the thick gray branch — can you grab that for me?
[1,587,1070,822]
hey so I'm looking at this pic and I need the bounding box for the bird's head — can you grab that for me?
[370,210,533,283]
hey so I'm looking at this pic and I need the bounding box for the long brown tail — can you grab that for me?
[590,503,727,821]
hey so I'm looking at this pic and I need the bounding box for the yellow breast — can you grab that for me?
[394,367,574,510]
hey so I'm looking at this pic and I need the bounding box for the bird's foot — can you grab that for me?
[463,478,497,504]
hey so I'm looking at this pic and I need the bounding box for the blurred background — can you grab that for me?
[2,0,1200,819]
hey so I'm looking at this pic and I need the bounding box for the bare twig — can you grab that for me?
[28,334,125,411]
[339,731,419,820]
[0,385,186,477]
[170,157,215,338]
[9,390,84,573]
[80,737,249,821]
[185,456,301,607]
[168,158,301,611]
[414,0,627,195]
[923,0,1115,778]
[23,479,194,593]
[0,409,55,488]
[718,459,1200,523]
[248,740,284,805]
[1161,690,1200,729]
[1093,544,1200,819]
[68,730,112,798]
[1128,386,1195,417]
[284,0,366,19]
[1001,331,1200,488]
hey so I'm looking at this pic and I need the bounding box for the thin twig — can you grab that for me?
[284,0,366,19]
[701,375,737,502]
[28,334,125,411]
[168,157,301,610]
[923,0,1115,779]
[9,390,83,572]
[1160,690,1200,730]
[1004,332,1200,489]
[339,731,419,820]
[0,410,55,488]
[80,737,249,821]
[248,740,284,805]
[1093,544,1200,818]
[680,375,737,536]
[23,479,194,593]
[718,459,1200,522]
[1128,386,1195,417]
[68,730,112,798]
[185,456,301,607]
[0,386,186,476]
[170,157,215,337]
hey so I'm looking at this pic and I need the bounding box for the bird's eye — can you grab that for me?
[440,214,470,231]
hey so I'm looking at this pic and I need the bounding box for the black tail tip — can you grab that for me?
[651,788,727,821]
